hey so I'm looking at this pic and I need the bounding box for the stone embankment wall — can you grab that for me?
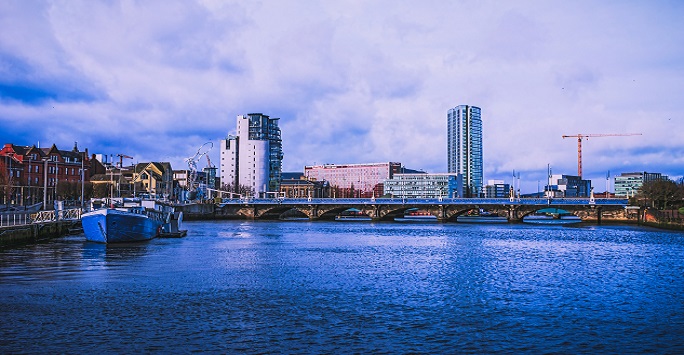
[177,203,217,220]
[575,208,637,223]
[643,209,684,231]
[0,221,77,248]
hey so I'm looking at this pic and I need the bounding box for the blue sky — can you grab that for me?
[1,0,682,193]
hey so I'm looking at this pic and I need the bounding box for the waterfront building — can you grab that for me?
[131,162,174,200]
[614,172,669,197]
[219,113,283,197]
[384,173,463,199]
[304,162,403,198]
[280,172,330,198]
[484,180,511,198]
[447,105,483,197]
[0,142,101,207]
[545,174,592,197]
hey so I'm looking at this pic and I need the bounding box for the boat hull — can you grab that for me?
[522,216,582,225]
[394,216,438,223]
[335,216,372,221]
[456,216,509,223]
[82,209,162,243]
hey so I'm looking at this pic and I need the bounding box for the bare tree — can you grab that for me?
[220,183,254,198]
[639,180,684,210]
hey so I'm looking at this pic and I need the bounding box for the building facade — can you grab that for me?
[0,143,100,207]
[614,172,668,197]
[384,173,463,198]
[304,162,402,198]
[131,162,174,199]
[484,180,511,198]
[447,105,482,197]
[220,113,283,197]
[280,172,330,198]
[545,174,592,197]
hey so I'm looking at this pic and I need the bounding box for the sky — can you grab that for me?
[1,0,683,194]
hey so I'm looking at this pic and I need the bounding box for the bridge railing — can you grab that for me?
[0,213,33,227]
[4,208,84,225]
[218,197,629,206]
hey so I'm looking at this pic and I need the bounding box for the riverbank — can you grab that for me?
[643,208,684,231]
[0,221,79,248]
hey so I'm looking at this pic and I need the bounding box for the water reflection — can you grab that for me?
[1,222,683,354]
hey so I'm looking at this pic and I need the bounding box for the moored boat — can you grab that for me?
[456,209,508,223]
[394,209,438,223]
[82,202,168,243]
[523,208,582,225]
[335,208,372,221]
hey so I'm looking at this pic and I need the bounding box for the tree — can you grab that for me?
[639,180,684,210]
[219,183,254,198]
[0,166,12,204]
[92,183,111,198]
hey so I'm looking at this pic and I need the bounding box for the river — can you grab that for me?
[1,221,683,353]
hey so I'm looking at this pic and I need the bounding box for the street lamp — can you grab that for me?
[7,152,14,204]
[80,152,86,210]
[42,157,48,210]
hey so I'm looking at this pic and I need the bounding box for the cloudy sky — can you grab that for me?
[1,0,682,193]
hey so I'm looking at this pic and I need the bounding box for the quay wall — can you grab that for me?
[643,209,684,231]
[0,221,77,248]
[179,203,219,220]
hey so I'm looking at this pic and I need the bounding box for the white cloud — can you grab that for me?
[1,0,683,192]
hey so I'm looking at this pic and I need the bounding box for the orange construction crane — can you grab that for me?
[562,133,641,178]
[117,154,133,168]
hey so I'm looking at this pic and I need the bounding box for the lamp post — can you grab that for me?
[54,159,58,202]
[81,152,85,210]
[7,153,14,204]
[42,158,48,210]
[27,157,31,205]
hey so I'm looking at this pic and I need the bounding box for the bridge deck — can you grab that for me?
[219,197,628,206]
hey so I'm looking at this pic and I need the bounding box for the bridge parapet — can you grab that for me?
[219,197,628,207]
[215,198,630,221]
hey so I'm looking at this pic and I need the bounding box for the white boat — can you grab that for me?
[82,199,169,243]
[523,208,582,225]
[394,210,438,223]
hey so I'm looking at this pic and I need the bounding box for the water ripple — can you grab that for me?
[1,222,683,353]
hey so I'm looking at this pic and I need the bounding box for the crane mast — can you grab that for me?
[561,133,641,178]
[116,154,133,168]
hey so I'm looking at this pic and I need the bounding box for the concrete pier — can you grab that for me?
[0,221,78,248]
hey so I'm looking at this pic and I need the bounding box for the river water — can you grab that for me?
[1,221,683,354]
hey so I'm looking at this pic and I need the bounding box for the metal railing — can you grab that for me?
[0,213,32,227]
[0,208,83,227]
[32,211,57,224]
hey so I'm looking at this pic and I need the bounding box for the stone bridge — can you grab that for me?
[203,197,633,223]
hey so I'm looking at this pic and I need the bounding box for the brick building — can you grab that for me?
[0,143,104,208]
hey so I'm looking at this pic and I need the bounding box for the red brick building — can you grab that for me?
[0,143,105,208]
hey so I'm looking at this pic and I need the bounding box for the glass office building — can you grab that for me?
[447,105,482,197]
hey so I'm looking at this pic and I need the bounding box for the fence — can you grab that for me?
[0,208,83,227]
[0,212,33,227]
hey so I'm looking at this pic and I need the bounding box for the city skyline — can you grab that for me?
[1,1,682,194]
